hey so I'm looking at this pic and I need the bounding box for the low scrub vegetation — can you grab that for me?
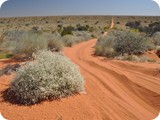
[95,30,154,60]
[152,32,160,46]
[44,32,63,52]
[76,24,89,31]
[61,35,76,47]
[61,26,74,36]
[0,54,13,59]
[129,21,160,36]
[95,35,116,57]
[0,29,91,59]
[112,30,152,55]
[125,21,141,29]
[3,51,85,105]
[60,31,91,47]
[115,54,153,62]
[1,31,51,59]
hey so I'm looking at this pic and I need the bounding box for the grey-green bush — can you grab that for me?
[95,35,116,57]
[73,31,91,42]
[61,31,91,47]
[95,30,152,58]
[112,30,150,55]
[61,26,74,36]
[48,39,63,51]
[0,31,64,59]
[61,35,76,47]
[4,51,85,105]
[115,54,151,62]
[0,30,27,53]
[13,32,48,57]
[43,32,63,51]
[153,32,160,46]
[1,31,48,58]
[46,31,91,49]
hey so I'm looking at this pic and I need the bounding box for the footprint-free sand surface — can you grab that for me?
[0,39,160,120]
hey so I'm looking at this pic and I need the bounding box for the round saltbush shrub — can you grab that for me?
[95,30,153,58]
[95,35,116,57]
[112,30,149,55]
[5,51,85,105]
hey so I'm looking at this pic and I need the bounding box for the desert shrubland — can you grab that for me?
[0,29,91,59]
[60,30,91,47]
[95,30,154,60]
[1,31,48,58]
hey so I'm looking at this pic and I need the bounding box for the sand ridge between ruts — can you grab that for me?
[0,39,160,120]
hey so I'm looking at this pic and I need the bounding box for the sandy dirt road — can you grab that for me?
[63,39,160,120]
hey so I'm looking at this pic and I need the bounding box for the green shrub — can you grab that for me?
[3,30,26,42]
[116,21,120,24]
[88,26,94,32]
[125,21,141,29]
[43,32,63,51]
[115,54,150,62]
[61,35,76,47]
[31,26,41,34]
[1,31,64,58]
[152,32,160,46]
[116,54,139,61]
[73,31,91,42]
[95,30,152,58]
[0,30,29,53]
[48,38,63,52]
[139,22,160,36]
[0,33,5,45]
[76,24,88,31]
[4,51,85,105]
[130,29,139,33]
[13,32,48,57]
[0,54,13,59]
[61,26,74,36]
[1,30,46,55]
[61,31,91,47]
[112,30,150,55]
[95,35,116,57]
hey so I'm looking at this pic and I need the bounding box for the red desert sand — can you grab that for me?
[0,39,160,120]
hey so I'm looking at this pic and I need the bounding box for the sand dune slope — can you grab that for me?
[0,39,160,120]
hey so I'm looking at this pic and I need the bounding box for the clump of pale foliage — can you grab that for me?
[60,31,91,47]
[0,30,91,58]
[110,30,151,55]
[0,31,63,58]
[95,35,116,57]
[95,30,153,58]
[115,54,152,62]
[4,51,85,105]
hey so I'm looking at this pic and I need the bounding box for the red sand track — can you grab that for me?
[0,39,160,120]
